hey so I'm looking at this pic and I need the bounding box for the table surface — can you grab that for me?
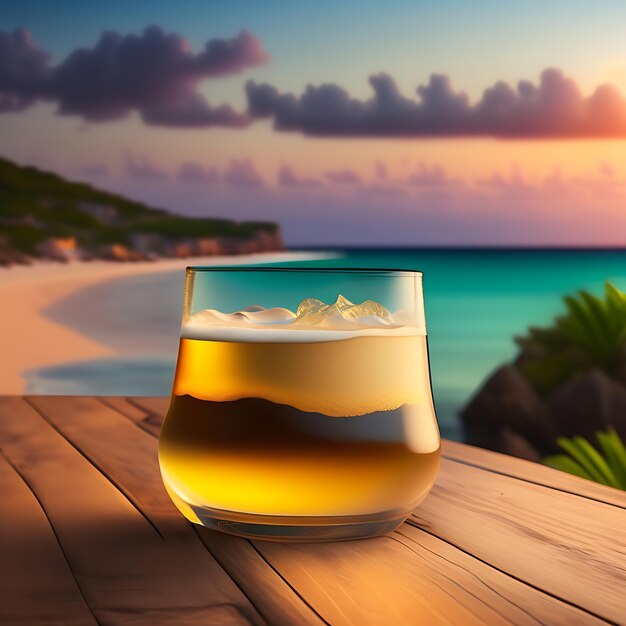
[1,396,624,626]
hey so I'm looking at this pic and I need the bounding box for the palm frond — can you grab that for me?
[517,282,626,392]
[544,429,626,490]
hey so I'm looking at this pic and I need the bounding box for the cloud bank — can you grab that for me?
[325,168,362,184]
[0,27,267,126]
[278,166,321,187]
[247,69,626,138]
[124,152,168,180]
[224,159,264,188]
[0,29,50,112]
[177,161,219,183]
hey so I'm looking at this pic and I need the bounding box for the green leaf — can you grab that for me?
[605,282,626,311]
[517,282,626,393]
[544,430,626,490]
[556,437,611,486]
[571,436,620,489]
[597,429,626,489]
[544,455,593,481]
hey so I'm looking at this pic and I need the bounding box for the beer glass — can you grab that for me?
[158,267,440,541]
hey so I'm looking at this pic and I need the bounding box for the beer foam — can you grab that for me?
[182,295,425,342]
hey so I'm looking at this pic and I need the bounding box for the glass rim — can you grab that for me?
[186,266,422,276]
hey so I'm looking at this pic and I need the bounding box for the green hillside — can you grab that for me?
[0,157,279,260]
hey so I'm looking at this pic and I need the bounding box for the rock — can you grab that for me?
[131,233,167,255]
[35,237,80,261]
[0,238,30,266]
[461,365,556,455]
[498,427,541,462]
[170,241,194,258]
[549,368,626,441]
[614,344,626,387]
[193,237,222,256]
[99,243,144,261]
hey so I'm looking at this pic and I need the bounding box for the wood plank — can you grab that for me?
[394,525,604,626]
[254,526,607,626]
[99,396,150,423]
[0,452,97,626]
[442,439,626,508]
[128,396,170,417]
[120,397,169,437]
[129,397,626,617]
[121,397,611,625]
[29,395,325,626]
[0,397,259,626]
[413,459,626,624]
[256,534,494,626]
[197,530,329,626]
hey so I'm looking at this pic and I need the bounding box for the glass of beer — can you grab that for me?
[158,267,440,541]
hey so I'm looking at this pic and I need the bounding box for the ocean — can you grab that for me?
[30,248,626,440]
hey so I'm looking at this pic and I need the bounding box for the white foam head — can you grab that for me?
[182,295,425,342]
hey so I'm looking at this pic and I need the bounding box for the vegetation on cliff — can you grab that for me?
[516,283,626,393]
[461,282,626,480]
[0,157,282,263]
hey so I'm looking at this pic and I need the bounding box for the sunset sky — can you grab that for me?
[3,0,626,245]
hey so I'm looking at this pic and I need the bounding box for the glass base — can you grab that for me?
[192,507,407,542]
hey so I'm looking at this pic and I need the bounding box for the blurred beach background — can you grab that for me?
[4,249,625,441]
[3,1,626,448]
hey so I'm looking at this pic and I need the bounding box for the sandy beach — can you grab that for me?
[0,252,328,394]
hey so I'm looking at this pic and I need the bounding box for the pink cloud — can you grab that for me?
[374,161,388,181]
[359,184,407,198]
[124,152,167,180]
[325,168,362,184]
[247,69,626,138]
[278,166,321,188]
[177,161,219,183]
[0,27,267,127]
[407,163,461,187]
[224,159,264,188]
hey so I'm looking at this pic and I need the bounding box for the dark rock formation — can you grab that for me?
[0,237,31,266]
[499,427,542,462]
[461,365,556,458]
[461,363,626,459]
[550,369,626,441]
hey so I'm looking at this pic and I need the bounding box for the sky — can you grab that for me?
[3,0,626,245]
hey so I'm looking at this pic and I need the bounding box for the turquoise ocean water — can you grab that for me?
[29,249,626,440]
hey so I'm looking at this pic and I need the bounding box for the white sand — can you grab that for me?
[0,252,333,393]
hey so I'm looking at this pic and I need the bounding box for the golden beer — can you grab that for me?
[159,269,440,541]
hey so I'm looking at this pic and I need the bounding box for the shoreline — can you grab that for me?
[0,251,335,394]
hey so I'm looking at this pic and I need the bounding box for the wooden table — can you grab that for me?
[1,396,624,626]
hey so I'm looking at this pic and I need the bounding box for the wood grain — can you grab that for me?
[2,395,623,626]
[0,396,259,626]
[442,439,626,508]
[0,452,97,625]
[254,527,607,626]
[116,396,616,626]
[28,395,325,626]
[127,396,626,622]
[413,458,626,623]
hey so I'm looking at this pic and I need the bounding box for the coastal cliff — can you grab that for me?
[0,157,284,265]
[460,284,626,461]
